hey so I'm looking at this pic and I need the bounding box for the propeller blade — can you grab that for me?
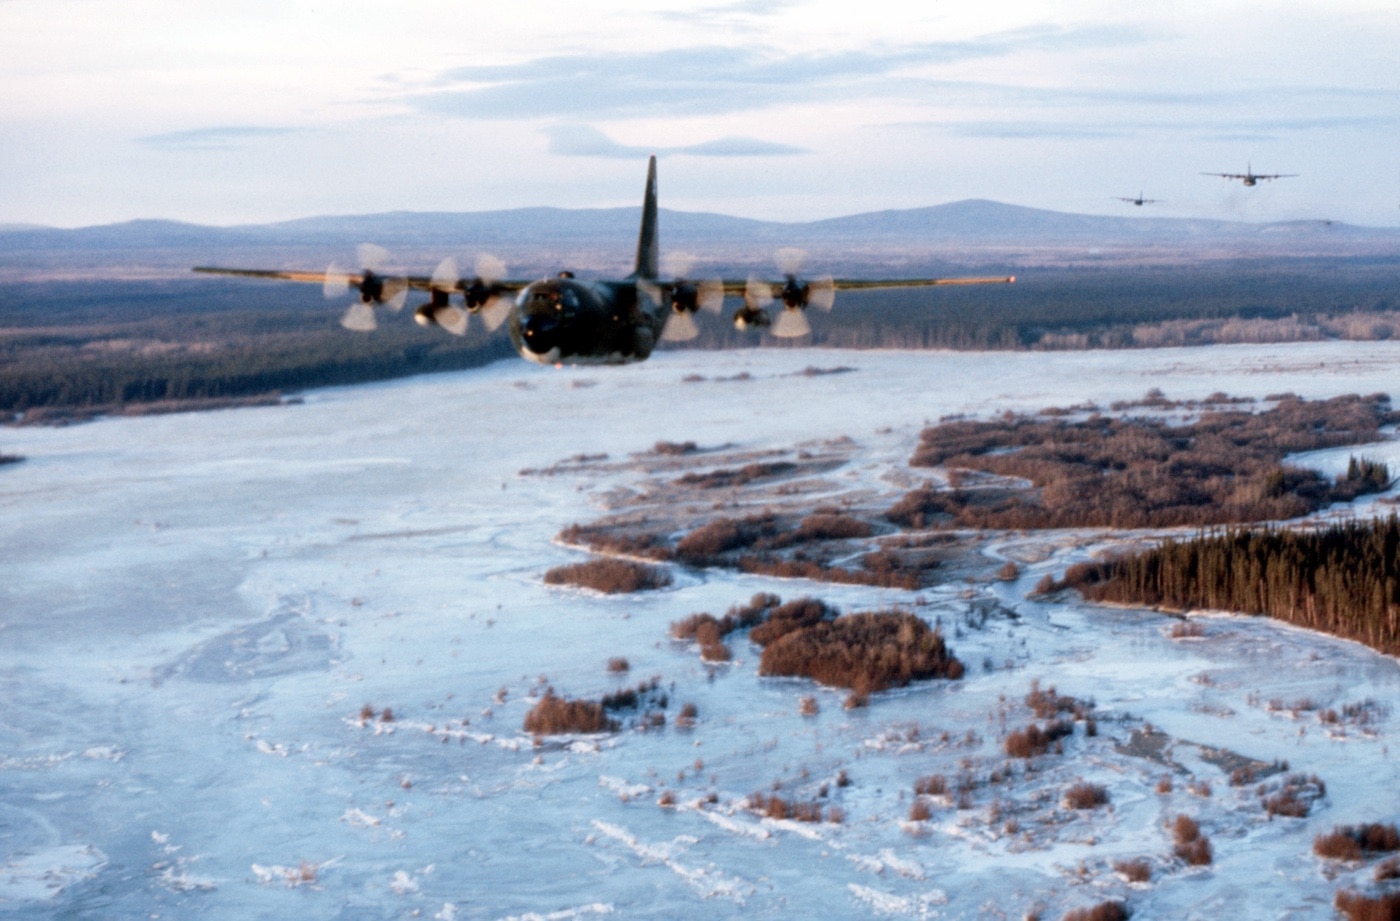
[341,301,377,332]
[357,243,393,273]
[381,276,409,313]
[772,309,812,338]
[435,305,469,336]
[745,276,774,311]
[636,278,662,308]
[323,262,351,299]
[697,279,726,314]
[480,296,512,332]
[808,275,836,312]
[661,250,698,279]
[430,257,460,292]
[475,253,506,284]
[775,247,807,276]
[661,310,700,342]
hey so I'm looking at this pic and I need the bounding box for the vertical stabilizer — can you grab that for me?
[633,155,658,280]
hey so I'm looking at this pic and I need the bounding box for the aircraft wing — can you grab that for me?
[718,275,1014,296]
[1253,174,1298,181]
[1201,172,1245,179]
[192,266,530,292]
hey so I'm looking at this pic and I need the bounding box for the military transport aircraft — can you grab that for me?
[1201,164,1298,187]
[1114,192,1162,207]
[194,157,1014,366]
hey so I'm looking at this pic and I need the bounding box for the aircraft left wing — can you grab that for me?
[717,275,1015,296]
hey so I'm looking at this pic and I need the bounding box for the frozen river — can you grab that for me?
[3,342,1400,919]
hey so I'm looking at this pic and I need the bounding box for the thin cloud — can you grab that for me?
[544,125,804,158]
[410,27,1153,121]
[138,126,298,151]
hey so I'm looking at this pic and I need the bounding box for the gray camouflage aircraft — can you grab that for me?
[1201,163,1298,187]
[195,157,1014,366]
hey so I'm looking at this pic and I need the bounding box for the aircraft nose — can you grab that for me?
[521,311,561,354]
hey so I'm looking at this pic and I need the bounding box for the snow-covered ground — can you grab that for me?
[3,342,1399,920]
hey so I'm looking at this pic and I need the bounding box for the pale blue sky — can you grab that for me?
[2,0,1396,227]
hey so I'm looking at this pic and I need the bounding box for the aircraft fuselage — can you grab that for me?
[508,276,666,365]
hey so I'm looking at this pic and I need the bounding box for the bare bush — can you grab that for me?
[1113,858,1152,883]
[652,440,698,456]
[544,558,672,594]
[915,774,948,796]
[1062,902,1130,921]
[908,800,932,822]
[1004,719,1074,759]
[523,692,617,735]
[1334,890,1400,921]
[1171,814,1213,866]
[1064,781,1110,810]
[1314,824,1400,861]
[799,695,820,716]
[607,657,630,673]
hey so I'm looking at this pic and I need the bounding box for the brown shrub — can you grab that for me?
[676,702,698,728]
[799,695,820,716]
[1334,890,1400,921]
[1315,824,1400,861]
[1004,719,1075,759]
[915,774,948,797]
[523,692,618,735]
[908,800,932,822]
[1113,858,1152,883]
[673,515,779,562]
[793,512,873,541]
[758,610,964,694]
[751,793,830,823]
[1175,836,1213,866]
[544,558,672,594]
[607,657,630,673]
[1375,857,1400,881]
[1172,814,1201,844]
[1062,902,1130,921]
[1026,680,1093,721]
[736,554,922,590]
[1263,773,1326,818]
[749,597,838,646]
[652,440,697,455]
[1155,775,1173,794]
[677,462,797,490]
[1064,781,1110,810]
[995,560,1020,581]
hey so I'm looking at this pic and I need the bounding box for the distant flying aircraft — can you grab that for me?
[195,157,1014,366]
[1201,163,1298,187]
[1114,192,1162,207]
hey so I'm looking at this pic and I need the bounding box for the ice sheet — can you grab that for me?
[2,342,1399,918]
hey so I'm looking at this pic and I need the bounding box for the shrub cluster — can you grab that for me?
[901,394,1393,530]
[1062,903,1130,921]
[1333,890,1400,921]
[749,793,839,823]
[671,593,782,660]
[676,462,797,490]
[1064,781,1110,810]
[1314,824,1400,861]
[1004,719,1075,759]
[556,523,672,560]
[523,692,618,735]
[543,557,672,594]
[1113,858,1151,883]
[757,609,964,695]
[1261,773,1326,818]
[1171,814,1213,866]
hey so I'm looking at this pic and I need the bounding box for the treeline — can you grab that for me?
[0,278,513,415]
[679,260,1400,353]
[900,394,1396,529]
[1065,516,1400,656]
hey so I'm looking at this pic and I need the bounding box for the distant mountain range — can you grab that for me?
[3,200,1398,281]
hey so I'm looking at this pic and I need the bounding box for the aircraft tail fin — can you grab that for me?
[633,155,658,280]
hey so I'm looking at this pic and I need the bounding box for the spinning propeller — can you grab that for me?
[735,248,835,336]
[324,243,409,332]
[412,253,514,334]
[642,253,725,342]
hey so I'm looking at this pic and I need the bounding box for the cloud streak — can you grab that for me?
[544,125,804,158]
[137,126,298,151]
[407,27,1153,121]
